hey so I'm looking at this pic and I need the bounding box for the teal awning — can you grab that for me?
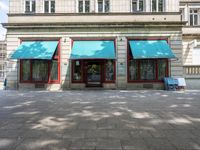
[70,40,116,59]
[129,40,176,59]
[11,41,58,59]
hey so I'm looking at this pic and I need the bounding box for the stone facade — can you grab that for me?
[180,0,200,89]
[9,0,179,14]
[0,41,6,88]
[3,0,184,90]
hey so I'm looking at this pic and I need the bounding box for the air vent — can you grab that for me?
[143,84,153,89]
[35,84,45,89]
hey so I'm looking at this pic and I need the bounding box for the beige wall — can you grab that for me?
[9,0,180,14]
[7,14,181,24]
[6,27,182,90]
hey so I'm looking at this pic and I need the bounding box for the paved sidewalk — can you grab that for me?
[0,90,200,150]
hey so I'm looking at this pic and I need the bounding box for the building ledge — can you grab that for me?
[2,22,185,29]
[8,12,181,16]
[183,26,200,35]
[6,13,182,26]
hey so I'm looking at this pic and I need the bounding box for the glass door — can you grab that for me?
[86,62,102,86]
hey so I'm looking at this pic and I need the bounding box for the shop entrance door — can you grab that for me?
[86,61,102,87]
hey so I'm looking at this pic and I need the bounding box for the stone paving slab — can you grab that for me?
[0,90,200,149]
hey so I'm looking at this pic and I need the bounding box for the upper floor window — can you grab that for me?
[180,8,185,21]
[97,0,110,13]
[190,9,199,26]
[131,0,144,12]
[44,0,55,13]
[151,0,165,12]
[78,0,90,13]
[25,0,36,13]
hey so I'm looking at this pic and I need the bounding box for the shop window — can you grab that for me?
[25,0,36,13]
[50,60,58,80]
[131,0,144,12]
[20,45,60,83]
[72,60,82,82]
[190,9,199,26]
[140,60,156,80]
[128,59,168,82]
[128,41,168,82]
[158,59,167,80]
[151,0,165,12]
[78,0,90,13]
[44,0,55,13]
[22,60,31,81]
[129,60,139,80]
[32,60,48,81]
[97,0,110,13]
[105,60,115,81]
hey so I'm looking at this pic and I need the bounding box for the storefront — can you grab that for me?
[11,40,61,86]
[127,39,176,83]
[70,40,116,87]
[9,36,178,90]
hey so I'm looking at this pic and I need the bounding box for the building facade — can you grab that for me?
[180,0,200,89]
[0,41,6,88]
[3,0,183,90]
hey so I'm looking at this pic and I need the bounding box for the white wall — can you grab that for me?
[9,0,180,14]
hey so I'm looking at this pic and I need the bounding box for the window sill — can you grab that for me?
[20,81,60,84]
[128,80,163,83]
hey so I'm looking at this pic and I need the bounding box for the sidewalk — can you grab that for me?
[0,90,200,150]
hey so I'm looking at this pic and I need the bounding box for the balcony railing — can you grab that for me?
[184,65,200,77]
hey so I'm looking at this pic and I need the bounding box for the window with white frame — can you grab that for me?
[78,0,90,13]
[44,0,55,13]
[131,0,144,12]
[151,0,165,12]
[190,9,199,26]
[25,0,36,13]
[180,8,185,21]
[97,0,110,13]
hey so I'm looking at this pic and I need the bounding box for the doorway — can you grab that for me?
[85,61,103,87]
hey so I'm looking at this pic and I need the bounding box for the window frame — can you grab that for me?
[24,0,36,13]
[96,0,110,13]
[103,59,116,83]
[77,0,90,13]
[189,9,199,26]
[44,0,55,13]
[131,0,145,12]
[20,39,60,84]
[71,60,84,83]
[127,38,169,83]
[150,0,165,12]
[180,8,185,21]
